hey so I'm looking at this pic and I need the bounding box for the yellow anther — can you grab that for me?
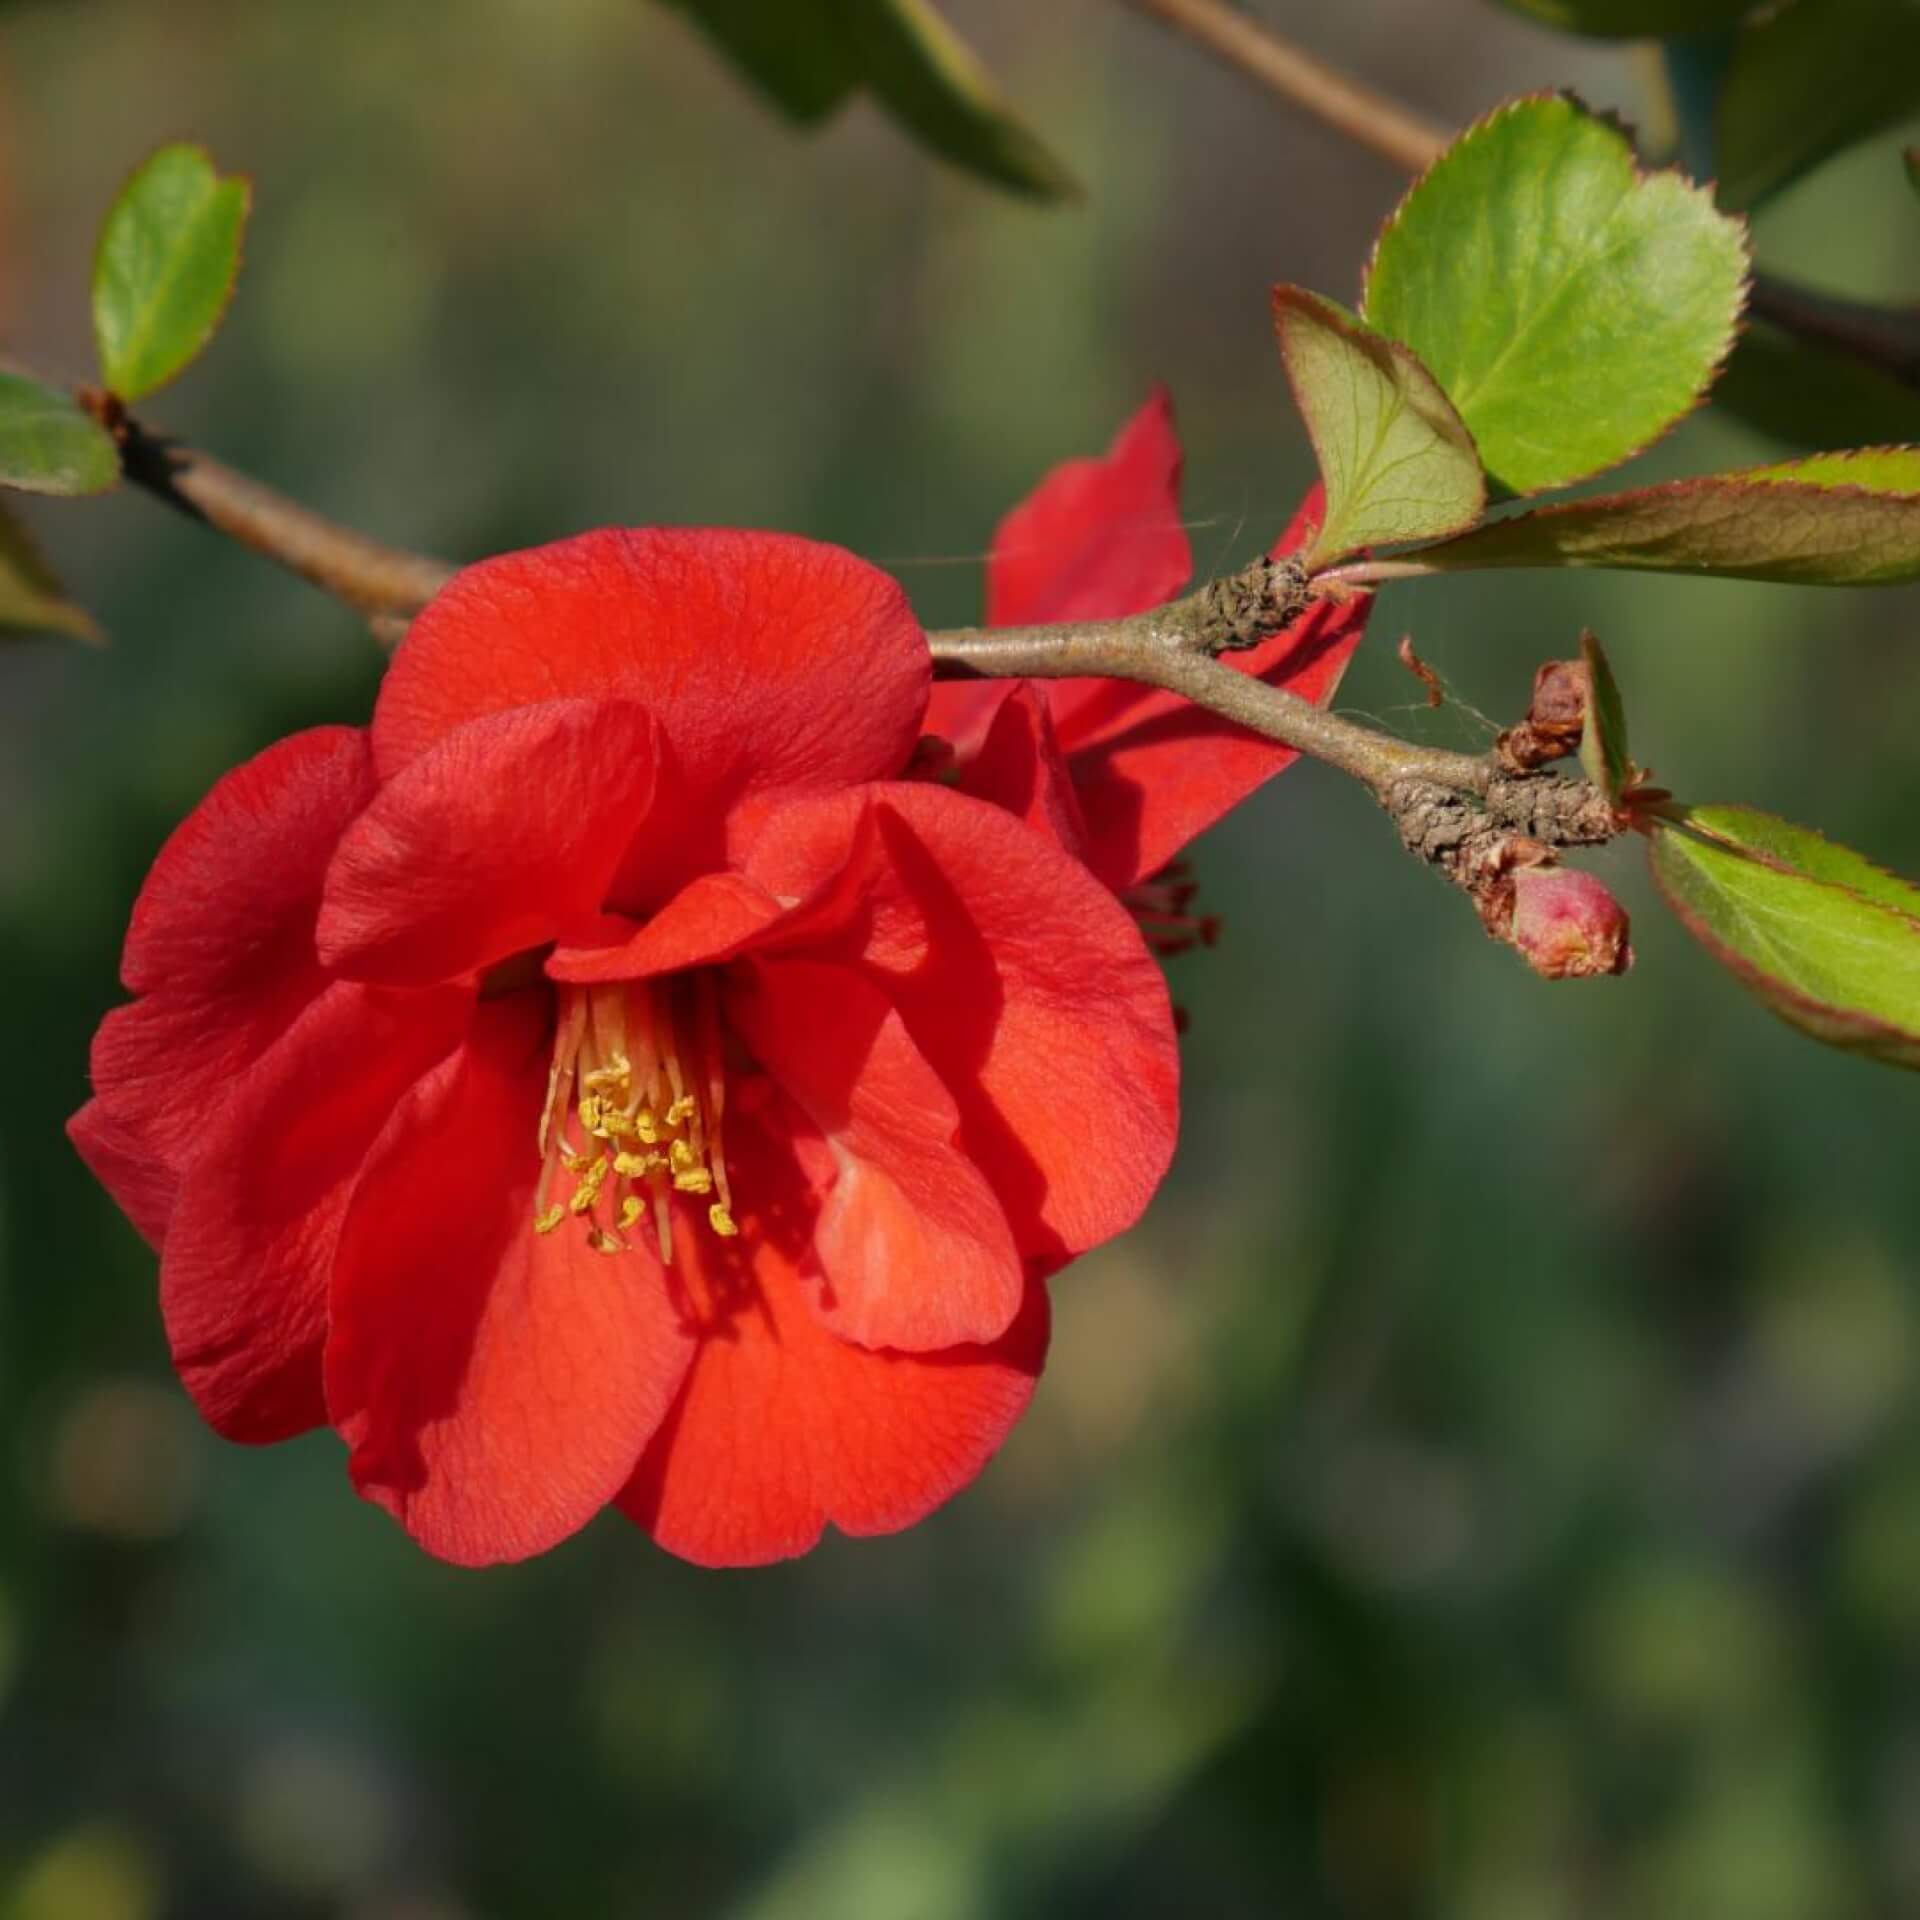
[634,1109,660,1145]
[709,1203,739,1237]
[561,1149,595,1174]
[583,1056,630,1091]
[600,1109,637,1140]
[673,1167,714,1196]
[613,1150,653,1178]
[618,1195,645,1231]
[668,1138,697,1174]
[533,1204,566,1234]
[665,1095,698,1128]
[590,1229,625,1256]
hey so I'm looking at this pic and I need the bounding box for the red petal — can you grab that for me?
[90,727,374,1172]
[68,1100,179,1250]
[952,682,1089,862]
[325,993,695,1566]
[728,958,1024,1351]
[160,983,473,1444]
[1052,487,1373,889]
[317,700,660,985]
[546,871,786,985]
[618,1107,1048,1567]
[745,784,1179,1265]
[986,388,1191,626]
[372,529,930,891]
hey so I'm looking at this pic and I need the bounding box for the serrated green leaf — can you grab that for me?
[1393,447,1920,583]
[92,144,250,404]
[1712,322,1920,451]
[1361,95,1749,496]
[1489,0,1756,34]
[1269,286,1485,567]
[658,0,1076,198]
[1577,631,1633,803]
[1649,804,1920,1068]
[659,0,855,122]
[0,374,119,497]
[0,500,102,642]
[1716,0,1920,212]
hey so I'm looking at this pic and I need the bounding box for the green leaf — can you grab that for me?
[1577,631,1633,804]
[1648,803,1920,1069]
[1712,322,1920,451]
[658,0,1077,198]
[659,0,855,121]
[1715,0,1920,211]
[1394,446,1920,584]
[1489,0,1757,34]
[0,374,119,497]
[92,144,251,403]
[847,0,1078,199]
[0,501,102,642]
[1269,286,1485,567]
[1361,94,1749,496]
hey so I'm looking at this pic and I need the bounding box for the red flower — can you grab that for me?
[70,530,1180,1568]
[925,390,1374,899]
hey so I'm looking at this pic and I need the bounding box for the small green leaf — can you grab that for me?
[1715,0,1920,211]
[1577,631,1634,804]
[1649,803,1920,1069]
[658,0,1076,198]
[1395,446,1920,584]
[1489,0,1756,34]
[0,374,119,497]
[0,500,102,642]
[1269,286,1485,567]
[1362,94,1749,496]
[92,144,251,403]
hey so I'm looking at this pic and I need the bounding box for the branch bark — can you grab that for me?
[96,402,458,618]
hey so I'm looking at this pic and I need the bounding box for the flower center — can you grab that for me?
[533,976,739,1261]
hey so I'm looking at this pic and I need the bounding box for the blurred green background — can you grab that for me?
[4,2,1920,1914]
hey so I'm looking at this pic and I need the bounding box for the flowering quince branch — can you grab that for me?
[59,373,1644,1571]
[83,392,1554,823]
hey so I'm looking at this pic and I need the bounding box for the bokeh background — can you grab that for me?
[3,2,1920,1914]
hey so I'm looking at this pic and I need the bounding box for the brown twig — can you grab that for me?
[1118,0,1446,174]
[930,610,1492,796]
[1747,273,1920,391]
[92,401,458,619]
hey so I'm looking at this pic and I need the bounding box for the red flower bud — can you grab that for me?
[1510,865,1633,979]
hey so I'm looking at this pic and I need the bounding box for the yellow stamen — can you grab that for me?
[536,980,740,1265]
